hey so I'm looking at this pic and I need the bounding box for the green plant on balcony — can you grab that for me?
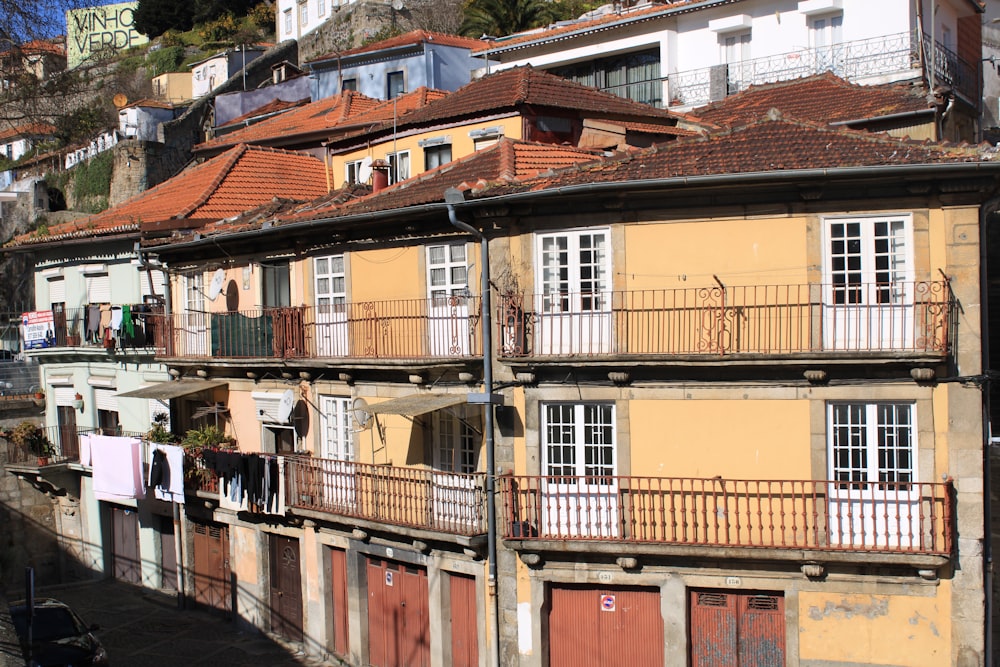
[3,421,55,463]
[180,424,233,489]
[146,412,179,444]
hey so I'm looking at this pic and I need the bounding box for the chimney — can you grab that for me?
[372,159,390,193]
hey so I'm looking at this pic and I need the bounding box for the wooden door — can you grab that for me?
[192,521,231,612]
[367,556,430,667]
[549,585,662,667]
[449,573,478,667]
[330,547,349,658]
[269,534,303,642]
[690,590,785,667]
[110,506,140,584]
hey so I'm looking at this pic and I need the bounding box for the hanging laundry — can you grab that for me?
[91,435,145,501]
[147,444,185,504]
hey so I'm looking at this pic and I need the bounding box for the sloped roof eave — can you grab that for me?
[477,0,747,55]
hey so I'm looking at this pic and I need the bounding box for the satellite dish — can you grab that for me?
[208,269,225,300]
[351,397,373,430]
[113,93,128,108]
[358,156,373,184]
[278,389,295,424]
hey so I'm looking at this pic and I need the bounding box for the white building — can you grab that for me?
[190,46,268,99]
[275,0,352,42]
[479,0,983,138]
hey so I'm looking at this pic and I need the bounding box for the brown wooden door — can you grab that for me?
[690,590,785,667]
[110,506,140,584]
[192,521,231,612]
[548,585,663,667]
[56,406,78,460]
[449,573,478,667]
[269,534,303,642]
[330,547,349,658]
[367,556,430,667]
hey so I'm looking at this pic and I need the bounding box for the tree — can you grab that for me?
[459,0,557,39]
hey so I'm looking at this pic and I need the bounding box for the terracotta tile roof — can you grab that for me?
[476,114,986,196]
[691,73,933,128]
[2,39,65,57]
[329,67,683,146]
[177,139,601,237]
[217,97,310,129]
[0,123,57,142]
[193,89,443,153]
[6,145,330,247]
[308,30,484,65]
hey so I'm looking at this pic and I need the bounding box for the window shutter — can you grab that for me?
[48,277,66,304]
[141,269,166,299]
[86,273,111,303]
[95,388,118,412]
[54,386,76,406]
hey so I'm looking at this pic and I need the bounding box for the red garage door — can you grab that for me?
[690,589,785,667]
[450,573,478,667]
[192,521,230,612]
[549,585,663,667]
[367,556,429,667]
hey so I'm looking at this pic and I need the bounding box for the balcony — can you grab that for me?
[1,424,145,467]
[22,305,166,353]
[285,456,487,538]
[159,297,482,363]
[501,475,953,561]
[497,280,952,361]
[667,31,978,109]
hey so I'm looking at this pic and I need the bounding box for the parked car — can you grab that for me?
[8,598,109,666]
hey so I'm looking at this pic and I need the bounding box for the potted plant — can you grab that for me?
[7,421,55,465]
[146,412,178,444]
[180,424,233,489]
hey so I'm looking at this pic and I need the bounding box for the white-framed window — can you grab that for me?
[434,406,479,474]
[828,402,915,488]
[386,150,410,184]
[825,215,912,306]
[315,254,346,310]
[263,423,296,454]
[386,70,404,99]
[426,243,468,301]
[317,0,326,17]
[299,1,308,27]
[283,8,292,34]
[722,31,750,65]
[424,144,452,171]
[345,159,364,185]
[810,13,843,49]
[319,395,353,460]
[537,228,610,312]
[542,403,615,481]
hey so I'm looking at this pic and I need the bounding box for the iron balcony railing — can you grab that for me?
[1,425,145,467]
[501,475,953,556]
[285,456,487,536]
[667,30,977,108]
[159,296,482,361]
[498,280,951,358]
[22,305,166,352]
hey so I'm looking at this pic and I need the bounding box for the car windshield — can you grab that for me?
[11,606,86,642]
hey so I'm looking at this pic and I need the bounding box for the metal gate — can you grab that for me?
[110,506,140,584]
[449,573,478,667]
[689,589,785,667]
[192,521,231,612]
[269,534,303,642]
[548,585,663,667]
[366,556,430,667]
[330,547,349,658]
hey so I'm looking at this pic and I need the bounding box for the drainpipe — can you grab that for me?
[980,193,1000,667]
[446,191,500,667]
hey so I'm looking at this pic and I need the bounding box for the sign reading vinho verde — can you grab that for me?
[66,2,149,68]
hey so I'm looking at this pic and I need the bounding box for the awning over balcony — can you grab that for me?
[117,379,229,400]
[367,393,467,417]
